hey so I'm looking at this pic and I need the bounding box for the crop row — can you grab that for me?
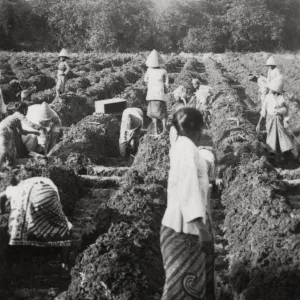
[204,57,300,300]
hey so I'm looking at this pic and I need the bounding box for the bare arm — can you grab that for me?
[64,61,71,75]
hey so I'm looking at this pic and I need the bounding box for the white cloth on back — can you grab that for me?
[162,136,209,236]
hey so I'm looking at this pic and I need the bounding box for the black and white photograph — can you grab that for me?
[0,0,300,299]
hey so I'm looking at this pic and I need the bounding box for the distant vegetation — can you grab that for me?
[0,0,300,53]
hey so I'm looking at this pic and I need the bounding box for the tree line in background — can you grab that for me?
[0,0,300,53]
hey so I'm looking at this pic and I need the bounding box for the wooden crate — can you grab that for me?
[95,98,127,115]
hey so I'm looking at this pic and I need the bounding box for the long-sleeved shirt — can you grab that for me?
[144,68,169,102]
[260,93,288,118]
[162,136,209,235]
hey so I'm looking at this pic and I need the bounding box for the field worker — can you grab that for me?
[161,107,215,300]
[173,85,188,108]
[119,107,144,158]
[249,73,268,106]
[56,48,71,97]
[266,56,282,85]
[144,49,169,136]
[256,76,294,166]
[22,102,61,154]
[0,102,46,168]
[189,78,213,126]
[16,81,37,102]
[0,176,72,270]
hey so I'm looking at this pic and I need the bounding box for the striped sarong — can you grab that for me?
[266,114,293,153]
[8,178,72,247]
[160,217,215,300]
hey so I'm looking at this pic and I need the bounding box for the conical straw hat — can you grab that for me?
[39,102,55,120]
[59,48,69,58]
[266,56,277,66]
[267,76,284,93]
[146,49,164,68]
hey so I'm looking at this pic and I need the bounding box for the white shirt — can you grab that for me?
[162,136,209,235]
[144,68,169,101]
[261,93,287,118]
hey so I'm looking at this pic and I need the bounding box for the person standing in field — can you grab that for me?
[266,56,282,85]
[144,49,169,136]
[161,107,215,300]
[56,49,71,98]
[256,76,294,166]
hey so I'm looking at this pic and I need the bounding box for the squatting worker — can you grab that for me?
[144,49,169,136]
[189,78,213,126]
[56,48,71,98]
[0,102,46,167]
[0,176,72,270]
[161,107,215,300]
[256,76,294,166]
[266,56,282,85]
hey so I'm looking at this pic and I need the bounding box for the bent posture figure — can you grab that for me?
[161,107,215,300]
[189,78,213,125]
[0,102,45,168]
[0,176,72,269]
[119,107,144,158]
[22,102,61,154]
[173,85,188,107]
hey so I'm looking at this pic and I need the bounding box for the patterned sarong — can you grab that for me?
[8,177,72,247]
[266,114,293,153]
[160,216,215,300]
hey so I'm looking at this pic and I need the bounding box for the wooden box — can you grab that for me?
[95,98,127,115]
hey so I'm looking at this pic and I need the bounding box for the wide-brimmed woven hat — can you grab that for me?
[266,56,277,66]
[146,49,164,68]
[39,102,56,120]
[59,48,69,58]
[268,76,284,93]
